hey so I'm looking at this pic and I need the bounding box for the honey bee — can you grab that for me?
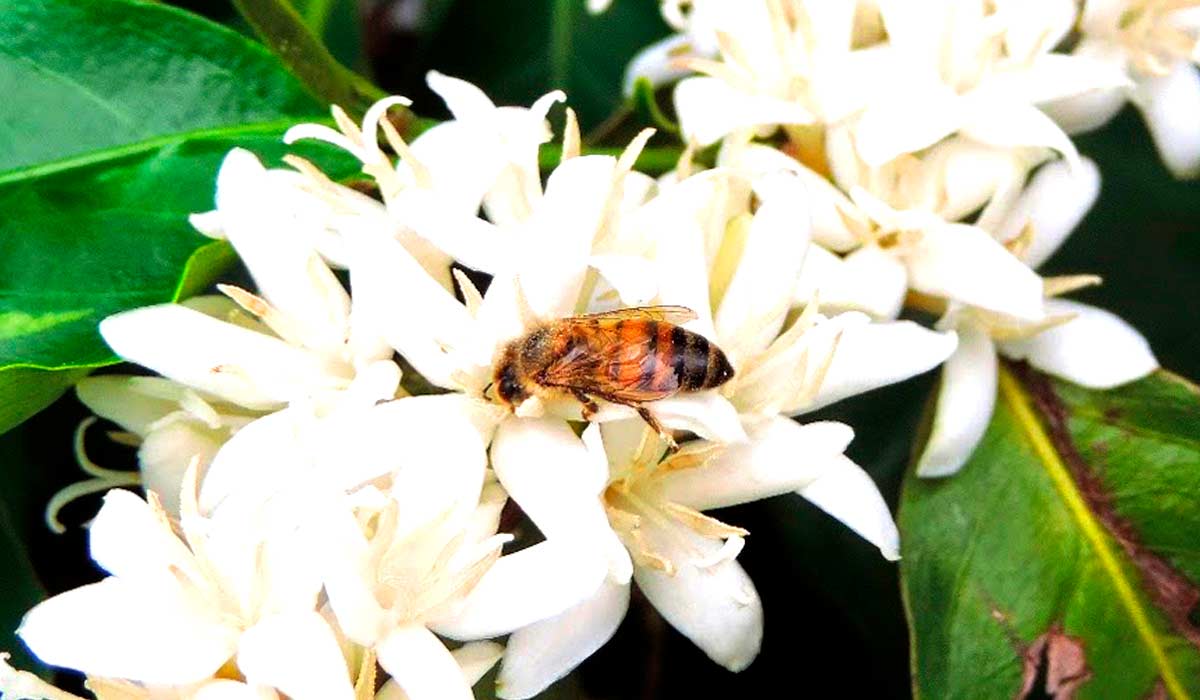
[492,305,735,443]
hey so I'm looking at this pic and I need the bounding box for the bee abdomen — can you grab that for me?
[671,326,734,391]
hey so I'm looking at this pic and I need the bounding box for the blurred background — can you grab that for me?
[3,1,1199,697]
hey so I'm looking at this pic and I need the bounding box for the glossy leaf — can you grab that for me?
[0,0,323,172]
[901,367,1200,698]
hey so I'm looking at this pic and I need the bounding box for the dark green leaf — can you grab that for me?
[233,0,387,113]
[0,0,324,173]
[0,124,358,371]
[420,0,672,129]
[901,367,1200,698]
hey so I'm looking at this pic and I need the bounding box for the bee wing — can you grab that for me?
[539,319,680,403]
[572,305,698,325]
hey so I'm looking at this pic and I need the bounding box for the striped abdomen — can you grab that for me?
[604,320,735,396]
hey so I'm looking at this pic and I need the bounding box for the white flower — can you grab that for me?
[18,485,353,698]
[1043,0,1200,176]
[490,413,895,698]
[916,159,1158,477]
[194,394,605,700]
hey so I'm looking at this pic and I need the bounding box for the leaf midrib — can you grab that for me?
[0,117,318,185]
[999,368,1191,700]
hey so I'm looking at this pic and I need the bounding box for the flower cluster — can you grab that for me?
[614,0,1171,475]
[2,0,1184,696]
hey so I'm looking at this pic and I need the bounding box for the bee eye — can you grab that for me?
[496,365,526,404]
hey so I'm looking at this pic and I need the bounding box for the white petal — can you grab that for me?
[997,299,1158,388]
[623,34,698,95]
[794,245,907,320]
[660,418,854,510]
[88,489,196,581]
[138,418,226,517]
[588,254,658,307]
[520,156,618,319]
[1040,39,1129,134]
[717,143,864,252]
[714,173,811,366]
[674,77,814,147]
[100,304,343,409]
[390,190,515,274]
[915,326,998,478]
[652,392,747,444]
[377,625,473,700]
[994,157,1100,268]
[960,101,1081,169]
[496,580,630,699]
[348,230,479,389]
[797,455,900,560]
[214,149,350,350]
[854,81,964,166]
[238,612,354,700]
[430,541,609,640]
[193,679,280,700]
[796,318,958,414]
[376,643,502,700]
[75,376,178,437]
[490,417,612,541]
[632,524,762,671]
[18,578,237,685]
[426,71,497,121]
[1136,60,1200,178]
[904,222,1045,321]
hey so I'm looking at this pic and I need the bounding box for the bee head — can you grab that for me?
[493,361,529,409]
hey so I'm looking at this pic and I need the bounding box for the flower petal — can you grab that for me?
[794,244,908,320]
[588,254,659,307]
[430,540,609,640]
[519,156,618,319]
[490,417,612,540]
[905,222,1045,321]
[622,34,698,95]
[854,80,964,166]
[797,455,900,560]
[18,578,237,685]
[75,376,179,437]
[714,173,811,367]
[997,299,1157,388]
[376,625,473,700]
[347,230,479,390]
[100,304,343,409]
[237,612,354,700]
[794,316,958,414]
[214,149,351,350]
[88,489,196,579]
[496,580,630,700]
[660,418,854,510]
[674,77,814,147]
[915,326,998,478]
[994,157,1100,268]
[138,417,226,517]
[652,391,748,444]
[960,100,1080,169]
[1135,60,1200,178]
[632,524,762,671]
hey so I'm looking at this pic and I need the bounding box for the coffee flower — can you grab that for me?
[1046,0,1200,177]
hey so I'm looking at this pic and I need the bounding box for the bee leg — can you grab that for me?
[636,406,678,452]
[570,390,600,421]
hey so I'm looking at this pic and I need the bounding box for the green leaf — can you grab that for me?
[901,367,1200,699]
[420,0,672,129]
[0,124,357,368]
[0,0,324,172]
[233,0,387,114]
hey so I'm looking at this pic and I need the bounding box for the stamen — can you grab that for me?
[452,268,485,316]
[45,473,140,535]
[617,128,656,176]
[562,107,581,162]
[1043,274,1103,298]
